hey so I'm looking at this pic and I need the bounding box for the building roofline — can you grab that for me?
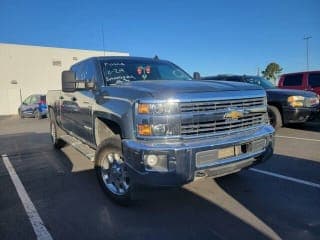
[0,42,129,55]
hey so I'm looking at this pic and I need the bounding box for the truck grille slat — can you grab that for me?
[180,97,265,113]
[180,97,266,137]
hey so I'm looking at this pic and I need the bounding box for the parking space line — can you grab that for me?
[1,154,53,240]
[275,135,320,142]
[249,168,320,189]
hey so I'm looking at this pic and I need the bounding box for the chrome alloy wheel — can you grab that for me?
[100,152,130,196]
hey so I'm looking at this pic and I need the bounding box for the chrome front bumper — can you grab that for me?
[122,125,275,186]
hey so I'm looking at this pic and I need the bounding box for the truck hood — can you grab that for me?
[107,80,262,99]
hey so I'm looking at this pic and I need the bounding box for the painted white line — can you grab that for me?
[1,154,53,240]
[249,167,320,189]
[275,135,320,142]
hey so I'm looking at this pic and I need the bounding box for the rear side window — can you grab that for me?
[308,73,320,87]
[283,74,303,86]
[40,95,46,103]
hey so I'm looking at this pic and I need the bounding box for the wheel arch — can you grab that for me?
[268,102,283,119]
[94,116,123,146]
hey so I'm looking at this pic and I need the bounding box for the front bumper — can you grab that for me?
[122,125,274,187]
[283,106,318,123]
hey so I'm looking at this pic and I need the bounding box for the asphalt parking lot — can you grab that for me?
[0,116,319,240]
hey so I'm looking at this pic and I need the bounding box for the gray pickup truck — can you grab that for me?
[47,56,274,204]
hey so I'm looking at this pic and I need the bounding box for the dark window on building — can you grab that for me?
[52,60,62,66]
[308,73,320,87]
[283,74,303,86]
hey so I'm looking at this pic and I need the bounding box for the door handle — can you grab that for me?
[59,96,64,100]
[83,101,90,104]
[72,97,77,101]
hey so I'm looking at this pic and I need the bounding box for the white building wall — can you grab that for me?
[0,43,129,115]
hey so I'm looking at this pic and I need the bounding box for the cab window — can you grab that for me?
[71,61,96,82]
[308,73,320,88]
[283,74,303,86]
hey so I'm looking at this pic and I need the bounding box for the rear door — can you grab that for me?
[307,72,320,95]
[281,74,304,90]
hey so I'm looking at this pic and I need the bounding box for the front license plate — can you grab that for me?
[217,146,235,159]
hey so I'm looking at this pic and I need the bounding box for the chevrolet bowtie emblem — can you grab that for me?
[224,110,244,120]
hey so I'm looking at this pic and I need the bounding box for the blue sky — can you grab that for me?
[0,0,319,76]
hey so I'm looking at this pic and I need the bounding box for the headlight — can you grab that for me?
[287,96,305,107]
[288,96,319,108]
[305,97,319,107]
[137,123,180,136]
[138,102,179,115]
[136,101,180,137]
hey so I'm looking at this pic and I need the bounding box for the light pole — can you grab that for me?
[303,36,312,71]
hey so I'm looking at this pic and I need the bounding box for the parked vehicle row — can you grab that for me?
[279,71,320,95]
[18,94,48,119]
[47,56,274,204]
[201,75,319,129]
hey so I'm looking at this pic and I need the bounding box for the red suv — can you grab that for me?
[278,71,320,96]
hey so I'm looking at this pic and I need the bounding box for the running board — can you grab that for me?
[60,135,95,161]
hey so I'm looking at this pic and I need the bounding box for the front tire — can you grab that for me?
[18,109,24,119]
[50,120,65,149]
[34,110,42,120]
[268,105,282,129]
[95,136,132,205]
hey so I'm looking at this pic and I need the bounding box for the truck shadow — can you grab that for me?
[216,154,320,240]
[285,121,320,132]
[0,132,287,240]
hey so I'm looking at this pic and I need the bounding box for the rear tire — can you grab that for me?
[268,105,282,129]
[95,136,133,205]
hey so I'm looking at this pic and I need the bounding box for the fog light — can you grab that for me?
[146,154,158,166]
[144,154,168,172]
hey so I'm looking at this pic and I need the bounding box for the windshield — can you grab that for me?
[244,76,276,89]
[100,59,192,85]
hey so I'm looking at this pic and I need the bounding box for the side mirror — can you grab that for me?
[193,72,201,80]
[62,71,76,92]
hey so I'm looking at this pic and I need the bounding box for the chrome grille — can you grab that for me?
[180,97,266,137]
[180,97,265,113]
